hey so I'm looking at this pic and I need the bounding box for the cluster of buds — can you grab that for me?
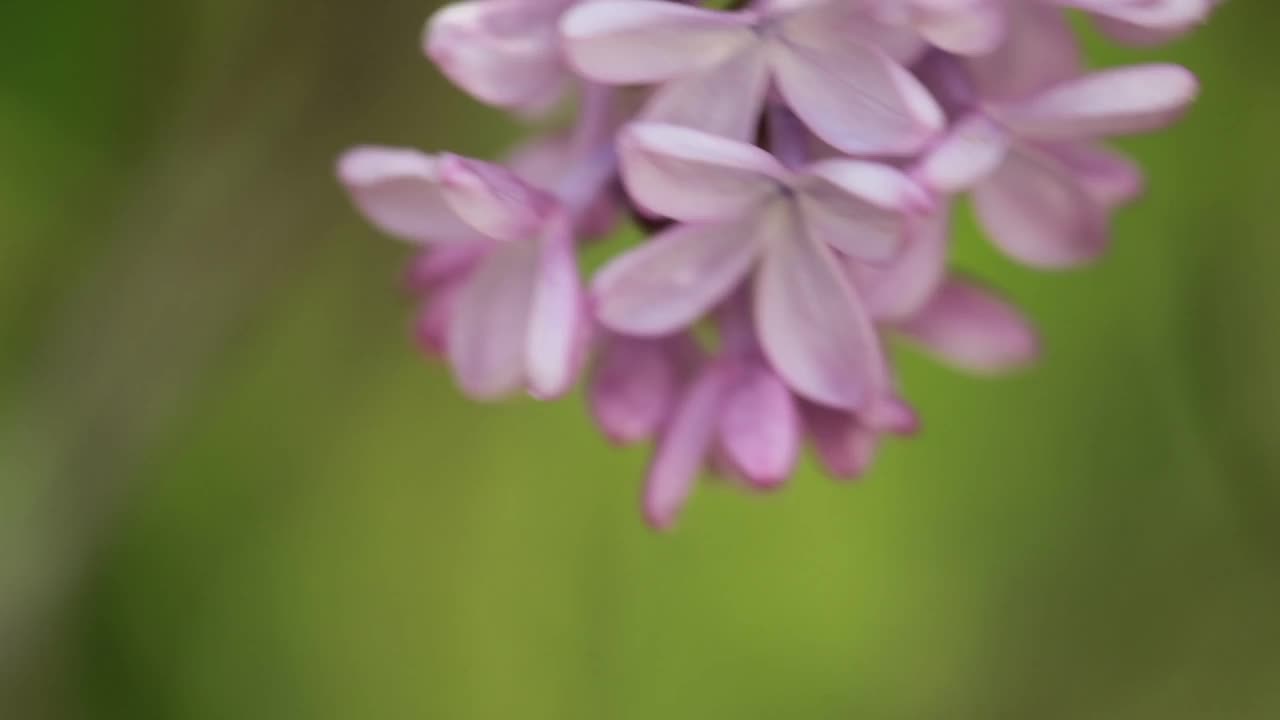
[339,0,1215,528]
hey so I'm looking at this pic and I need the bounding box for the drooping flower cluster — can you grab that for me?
[339,0,1214,528]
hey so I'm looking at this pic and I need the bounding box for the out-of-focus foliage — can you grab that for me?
[1,2,1277,718]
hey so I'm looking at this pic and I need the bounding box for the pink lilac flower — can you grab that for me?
[339,0,1219,529]
[339,147,591,398]
[912,9,1198,267]
[594,121,928,413]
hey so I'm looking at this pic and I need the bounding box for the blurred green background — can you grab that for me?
[2,1,1278,718]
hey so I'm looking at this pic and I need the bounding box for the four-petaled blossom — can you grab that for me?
[595,122,929,412]
[339,0,1219,528]
[919,60,1198,267]
[338,147,588,399]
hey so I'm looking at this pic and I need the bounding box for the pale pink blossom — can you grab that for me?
[918,56,1196,267]
[595,122,930,411]
[338,147,590,399]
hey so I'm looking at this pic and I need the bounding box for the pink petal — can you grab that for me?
[644,366,731,530]
[796,160,926,263]
[856,203,951,323]
[425,0,569,111]
[414,280,465,357]
[718,366,801,489]
[783,0,926,65]
[915,114,1011,194]
[525,215,589,399]
[405,244,488,294]
[972,144,1109,269]
[771,25,945,156]
[968,4,1080,100]
[755,224,886,411]
[589,337,681,444]
[640,47,772,143]
[447,242,539,399]
[1067,0,1210,42]
[560,1,756,84]
[899,277,1040,374]
[593,214,763,337]
[1043,143,1145,208]
[617,123,786,223]
[992,64,1199,140]
[1092,6,1211,45]
[802,403,880,481]
[438,154,558,242]
[803,158,934,214]
[913,0,1007,56]
[336,147,480,243]
[860,394,922,436]
[505,131,573,190]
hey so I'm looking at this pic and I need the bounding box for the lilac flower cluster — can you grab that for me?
[339,0,1214,528]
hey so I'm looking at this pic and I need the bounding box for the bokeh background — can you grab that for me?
[2,1,1278,718]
